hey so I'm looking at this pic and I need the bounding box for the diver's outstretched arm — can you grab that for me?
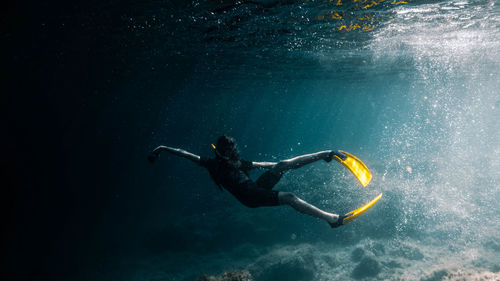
[148,145,200,164]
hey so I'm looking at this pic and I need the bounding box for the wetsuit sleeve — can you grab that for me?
[199,157,210,168]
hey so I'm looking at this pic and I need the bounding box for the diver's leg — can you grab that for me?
[278,191,340,225]
[271,150,345,174]
[256,150,346,190]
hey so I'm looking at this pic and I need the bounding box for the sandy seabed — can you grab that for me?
[104,235,500,281]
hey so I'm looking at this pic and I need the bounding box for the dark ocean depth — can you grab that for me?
[3,0,500,280]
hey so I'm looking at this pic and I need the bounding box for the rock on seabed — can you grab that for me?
[351,257,381,279]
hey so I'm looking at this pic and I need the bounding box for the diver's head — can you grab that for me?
[214,135,239,160]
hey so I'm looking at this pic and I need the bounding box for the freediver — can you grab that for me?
[148,135,351,228]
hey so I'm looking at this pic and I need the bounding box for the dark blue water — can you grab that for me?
[3,0,500,280]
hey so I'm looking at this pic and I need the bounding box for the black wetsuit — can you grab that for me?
[199,157,282,208]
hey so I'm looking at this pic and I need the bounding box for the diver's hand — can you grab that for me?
[148,146,166,163]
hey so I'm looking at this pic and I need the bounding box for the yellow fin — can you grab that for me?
[334,151,372,187]
[343,193,382,224]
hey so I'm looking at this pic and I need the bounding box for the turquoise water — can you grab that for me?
[5,0,500,280]
[129,0,500,280]
[119,1,500,280]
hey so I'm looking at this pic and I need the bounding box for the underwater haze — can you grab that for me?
[3,0,500,280]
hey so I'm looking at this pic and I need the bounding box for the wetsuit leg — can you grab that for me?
[256,170,283,190]
[229,181,280,208]
[278,191,340,224]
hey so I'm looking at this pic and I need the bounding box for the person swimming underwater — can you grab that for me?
[148,135,351,228]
